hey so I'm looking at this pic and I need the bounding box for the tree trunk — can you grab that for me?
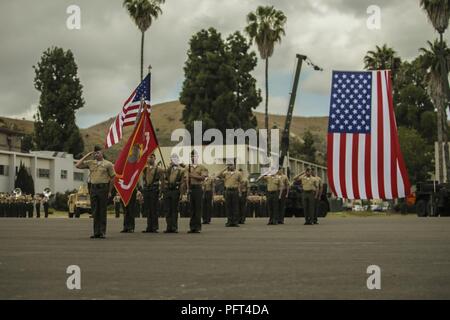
[140,31,145,81]
[265,57,270,154]
[437,98,444,183]
[439,32,450,182]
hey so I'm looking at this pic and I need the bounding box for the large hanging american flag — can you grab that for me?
[105,74,151,148]
[327,70,411,200]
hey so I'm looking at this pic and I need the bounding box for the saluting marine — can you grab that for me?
[293,167,318,225]
[218,164,242,227]
[185,150,208,233]
[163,154,184,233]
[142,153,165,233]
[76,145,115,239]
[259,167,282,225]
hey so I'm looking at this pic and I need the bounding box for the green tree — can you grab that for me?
[14,162,35,195]
[289,131,317,163]
[21,134,34,153]
[420,0,450,182]
[33,47,84,156]
[226,31,262,130]
[123,0,165,81]
[398,127,434,184]
[395,58,436,143]
[300,130,316,163]
[180,28,261,138]
[245,6,287,146]
[420,39,450,181]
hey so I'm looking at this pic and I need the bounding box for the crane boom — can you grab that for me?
[279,54,306,168]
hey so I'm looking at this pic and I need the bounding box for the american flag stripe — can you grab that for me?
[327,70,411,200]
[105,75,151,148]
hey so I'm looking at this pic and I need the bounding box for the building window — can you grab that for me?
[0,165,9,176]
[61,170,68,179]
[74,172,84,181]
[38,168,50,179]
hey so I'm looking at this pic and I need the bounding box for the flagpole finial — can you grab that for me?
[148,65,152,74]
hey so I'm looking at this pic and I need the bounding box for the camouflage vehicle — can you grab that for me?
[415,182,450,217]
[68,185,91,218]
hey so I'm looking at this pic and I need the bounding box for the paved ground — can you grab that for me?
[0,215,450,299]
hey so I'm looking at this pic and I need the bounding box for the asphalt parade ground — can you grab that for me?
[0,216,449,299]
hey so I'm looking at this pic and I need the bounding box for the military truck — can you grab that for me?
[68,185,91,218]
[415,182,450,217]
[285,180,329,218]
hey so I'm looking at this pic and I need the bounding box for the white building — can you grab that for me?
[0,150,88,194]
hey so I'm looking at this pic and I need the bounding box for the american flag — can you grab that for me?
[327,70,411,200]
[105,74,151,148]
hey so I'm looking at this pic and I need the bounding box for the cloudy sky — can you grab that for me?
[0,0,443,128]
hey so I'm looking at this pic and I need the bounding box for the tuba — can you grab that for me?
[43,187,52,198]
[13,188,22,198]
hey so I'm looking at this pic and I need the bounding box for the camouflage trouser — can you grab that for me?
[267,191,279,224]
[238,192,248,224]
[90,183,108,236]
[225,189,239,226]
[189,187,203,232]
[164,189,180,232]
[302,191,315,224]
[122,190,136,231]
[202,191,213,223]
[144,188,159,232]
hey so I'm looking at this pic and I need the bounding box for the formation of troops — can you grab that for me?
[0,193,50,218]
[75,145,324,239]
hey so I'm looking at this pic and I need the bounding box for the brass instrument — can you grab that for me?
[13,188,22,198]
[43,187,52,198]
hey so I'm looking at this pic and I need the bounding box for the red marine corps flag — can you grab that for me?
[114,106,158,206]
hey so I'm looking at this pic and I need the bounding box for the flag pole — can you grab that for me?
[148,65,167,171]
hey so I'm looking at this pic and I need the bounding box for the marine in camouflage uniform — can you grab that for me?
[294,167,318,225]
[142,154,165,233]
[218,164,242,227]
[76,145,115,239]
[185,151,208,233]
[163,154,184,233]
[260,170,282,225]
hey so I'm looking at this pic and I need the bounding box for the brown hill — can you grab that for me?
[81,100,329,160]
[0,116,34,134]
[1,101,330,161]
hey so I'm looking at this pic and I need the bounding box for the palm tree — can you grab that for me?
[420,0,450,182]
[245,6,287,148]
[123,0,165,81]
[420,40,450,182]
[363,44,402,78]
